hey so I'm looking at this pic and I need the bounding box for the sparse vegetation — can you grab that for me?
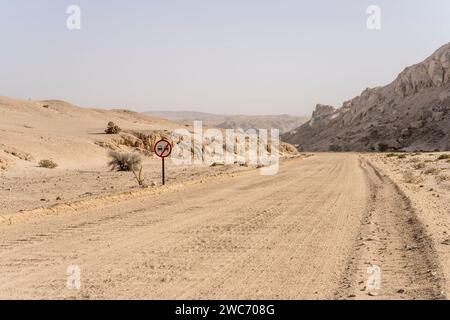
[378,143,389,152]
[402,170,422,184]
[378,144,390,152]
[436,175,449,183]
[424,167,440,175]
[39,159,58,169]
[412,162,426,170]
[386,153,397,158]
[437,154,450,161]
[108,151,146,187]
[329,145,342,152]
[105,121,122,134]
[210,162,225,167]
[397,154,407,159]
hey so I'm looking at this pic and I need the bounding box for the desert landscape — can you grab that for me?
[1,65,450,299]
[1,1,450,303]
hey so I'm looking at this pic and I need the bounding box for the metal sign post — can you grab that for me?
[154,139,172,185]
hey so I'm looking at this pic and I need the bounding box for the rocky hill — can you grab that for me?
[145,111,308,134]
[283,43,450,152]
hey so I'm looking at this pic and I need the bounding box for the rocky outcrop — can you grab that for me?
[283,43,450,152]
[312,104,336,118]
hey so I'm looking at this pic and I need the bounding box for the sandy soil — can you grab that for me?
[0,159,249,217]
[364,152,450,299]
[0,153,445,300]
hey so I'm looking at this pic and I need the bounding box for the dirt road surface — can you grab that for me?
[0,154,444,299]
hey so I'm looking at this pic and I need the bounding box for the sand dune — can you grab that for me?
[0,96,183,171]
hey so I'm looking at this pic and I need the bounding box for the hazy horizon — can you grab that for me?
[1,0,450,115]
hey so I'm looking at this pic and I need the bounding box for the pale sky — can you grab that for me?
[1,0,449,115]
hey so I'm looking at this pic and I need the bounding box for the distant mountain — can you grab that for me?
[144,111,308,134]
[283,43,450,152]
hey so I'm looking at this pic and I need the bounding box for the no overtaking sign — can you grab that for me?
[154,139,172,185]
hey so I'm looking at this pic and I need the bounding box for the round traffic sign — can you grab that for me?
[154,139,172,158]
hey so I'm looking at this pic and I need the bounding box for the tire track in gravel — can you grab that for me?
[0,154,442,299]
[337,157,445,300]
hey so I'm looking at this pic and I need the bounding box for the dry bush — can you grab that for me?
[105,121,122,134]
[437,154,450,161]
[386,153,397,158]
[413,162,426,170]
[108,151,145,187]
[39,159,58,169]
[210,162,225,167]
[329,145,342,152]
[436,175,449,183]
[424,167,440,175]
[402,170,422,184]
[397,154,407,159]
[378,143,389,152]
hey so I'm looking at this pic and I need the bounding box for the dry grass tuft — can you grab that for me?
[412,162,426,170]
[402,170,423,184]
[437,154,450,161]
[108,151,146,187]
[424,167,440,175]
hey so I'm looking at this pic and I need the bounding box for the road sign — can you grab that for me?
[154,139,172,185]
[154,139,172,158]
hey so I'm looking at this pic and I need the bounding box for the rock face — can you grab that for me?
[283,43,450,152]
[145,111,308,134]
[312,104,336,118]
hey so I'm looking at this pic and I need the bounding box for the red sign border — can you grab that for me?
[154,139,172,158]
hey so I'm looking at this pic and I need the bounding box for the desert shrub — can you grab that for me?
[397,154,407,159]
[436,175,449,183]
[210,162,225,167]
[105,121,122,134]
[424,167,440,175]
[412,162,426,170]
[403,170,422,184]
[386,153,397,158]
[108,151,145,187]
[378,143,389,152]
[329,145,342,152]
[39,159,58,169]
[437,154,450,161]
